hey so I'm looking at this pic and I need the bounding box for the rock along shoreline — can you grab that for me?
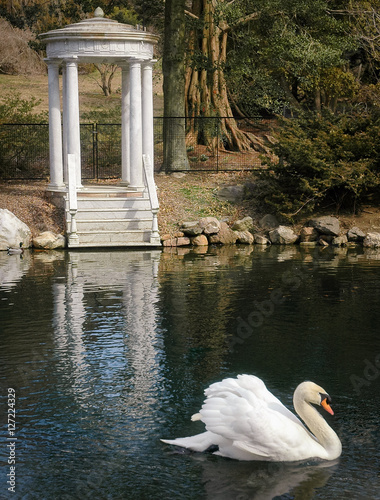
[161,215,380,250]
[2,208,380,251]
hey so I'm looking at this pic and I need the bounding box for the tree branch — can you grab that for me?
[185,9,199,20]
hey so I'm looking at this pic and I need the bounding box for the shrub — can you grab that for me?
[0,92,47,123]
[260,111,380,219]
[0,93,48,179]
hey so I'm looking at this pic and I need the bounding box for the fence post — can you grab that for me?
[93,123,98,180]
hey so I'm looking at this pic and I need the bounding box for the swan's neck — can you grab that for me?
[294,397,342,460]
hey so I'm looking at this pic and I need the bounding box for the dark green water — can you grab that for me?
[0,245,379,499]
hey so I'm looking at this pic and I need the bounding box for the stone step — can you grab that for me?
[77,191,143,198]
[70,229,154,247]
[71,218,152,232]
[63,186,160,248]
[66,208,153,221]
[72,197,151,210]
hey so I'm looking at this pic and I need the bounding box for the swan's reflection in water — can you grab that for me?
[193,455,338,500]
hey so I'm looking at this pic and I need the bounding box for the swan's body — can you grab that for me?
[161,375,342,461]
[7,242,24,255]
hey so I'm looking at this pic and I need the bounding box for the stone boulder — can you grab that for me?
[318,238,330,247]
[300,226,319,242]
[363,232,380,248]
[162,235,191,247]
[0,209,32,251]
[255,234,270,245]
[209,222,238,245]
[232,216,254,232]
[307,216,340,236]
[259,214,279,231]
[269,226,298,245]
[176,237,191,246]
[347,226,366,242]
[162,238,178,247]
[199,217,220,235]
[33,231,66,249]
[332,235,348,247]
[161,234,173,242]
[192,234,208,246]
[180,221,203,236]
[234,230,254,244]
[216,185,245,203]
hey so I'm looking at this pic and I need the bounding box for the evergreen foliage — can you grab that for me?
[226,0,358,116]
[260,110,380,219]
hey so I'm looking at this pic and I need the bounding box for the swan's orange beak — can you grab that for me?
[321,397,334,415]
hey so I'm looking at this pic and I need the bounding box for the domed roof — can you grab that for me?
[40,8,158,62]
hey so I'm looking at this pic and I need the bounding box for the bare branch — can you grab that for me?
[231,11,260,27]
[185,9,199,20]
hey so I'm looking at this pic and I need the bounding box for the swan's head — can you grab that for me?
[294,381,334,415]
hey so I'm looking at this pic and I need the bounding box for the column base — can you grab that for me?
[150,235,161,246]
[47,182,66,191]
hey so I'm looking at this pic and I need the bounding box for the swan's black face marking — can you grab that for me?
[320,393,332,405]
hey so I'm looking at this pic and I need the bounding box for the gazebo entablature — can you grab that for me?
[40,7,158,191]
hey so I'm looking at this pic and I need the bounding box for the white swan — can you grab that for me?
[161,374,342,461]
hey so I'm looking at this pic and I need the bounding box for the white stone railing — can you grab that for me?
[142,154,160,244]
[67,154,79,246]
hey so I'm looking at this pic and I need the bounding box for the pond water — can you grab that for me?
[0,245,379,500]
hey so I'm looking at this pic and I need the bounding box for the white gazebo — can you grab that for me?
[40,8,160,248]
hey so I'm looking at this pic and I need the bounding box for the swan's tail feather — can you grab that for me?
[161,431,215,452]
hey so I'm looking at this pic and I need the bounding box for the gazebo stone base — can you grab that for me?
[49,184,161,248]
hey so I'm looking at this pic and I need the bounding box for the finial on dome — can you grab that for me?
[94,7,104,18]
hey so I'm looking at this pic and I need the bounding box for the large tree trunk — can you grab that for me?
[185,0,267,152]
[162,0,190,171]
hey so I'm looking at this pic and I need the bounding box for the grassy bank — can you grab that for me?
[0,172,255,238]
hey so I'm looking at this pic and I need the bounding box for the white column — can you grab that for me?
[62,65,68,184]
[142,61,155,171]
[129,60,143,189]
[121,63,130,185]
[64,58,82,188]
[47,61,64,189]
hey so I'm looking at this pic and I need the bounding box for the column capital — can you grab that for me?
[64,56,79,67]
[129,58,144,67]
[119,58,133,68]
[46,59,61,67]
[142,59,157,67]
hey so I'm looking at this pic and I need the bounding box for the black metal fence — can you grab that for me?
[0,117,271,180]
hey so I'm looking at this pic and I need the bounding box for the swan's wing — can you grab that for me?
[204,375,300,423]
[199,375,313,459]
